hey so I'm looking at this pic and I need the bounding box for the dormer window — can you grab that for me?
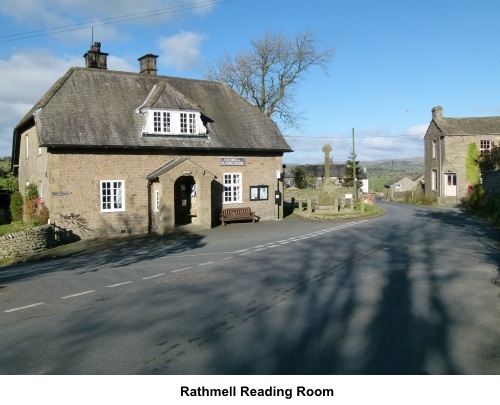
[154,111,171,133]
[142,109,206,136]
[181,112,196,134]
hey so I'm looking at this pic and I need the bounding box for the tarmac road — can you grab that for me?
[0,200,499,374]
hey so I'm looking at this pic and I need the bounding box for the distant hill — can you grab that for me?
[361,157,424,167]
[362,157,424,180]
[285,158,424,190]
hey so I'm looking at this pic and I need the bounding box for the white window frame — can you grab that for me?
[143,109,206,136]
[154,189,160,212]
[223,173,242,204]
[432,140,436,159]
[153,111,171,134]
[431,169,437,191]
[480,140,492,155]
[100,180,125,212]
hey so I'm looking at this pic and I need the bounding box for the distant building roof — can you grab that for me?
[426,106,500,137]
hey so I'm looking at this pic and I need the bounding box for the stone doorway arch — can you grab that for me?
[174,175,196,226]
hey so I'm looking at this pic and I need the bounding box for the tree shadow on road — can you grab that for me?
[0,228,207,284]
[1,206,499,374]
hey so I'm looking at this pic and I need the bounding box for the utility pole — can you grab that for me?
[391,159,395,200]
[352,128,357,203]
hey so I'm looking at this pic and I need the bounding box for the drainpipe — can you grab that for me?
[438,133,444,198]
[147,180,152,233]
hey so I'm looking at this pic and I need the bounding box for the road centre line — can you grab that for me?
[2,222,367,315]
[61,290,95,299]
[106,281,133,288]
[4,302,44,313]
[172,267,192,273]
[142,273,166,279]
[234,222,365,256]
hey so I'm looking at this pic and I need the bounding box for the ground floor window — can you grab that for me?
[101,180,125,212]
[431,169,437,191]
[223,173,242,203]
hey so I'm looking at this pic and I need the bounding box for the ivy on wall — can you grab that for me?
[466,143,481,186]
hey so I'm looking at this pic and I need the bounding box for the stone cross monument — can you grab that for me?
[322,144,332,180]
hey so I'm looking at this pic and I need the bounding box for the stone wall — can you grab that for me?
[0,225,56,260]
[285,185,358,204]
[483,170,500,194]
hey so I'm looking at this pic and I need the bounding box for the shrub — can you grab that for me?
[9,191,23,221]
[462,185,485,212]
[23,184,49,227]
[24,197,49,226]
[25,183,39,200]
[402,189,436,206]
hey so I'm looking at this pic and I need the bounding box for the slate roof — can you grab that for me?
[432,116,500,136]
[14,67,292,154]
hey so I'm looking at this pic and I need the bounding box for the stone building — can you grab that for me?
[11,43,292,239]
[424,106,500,206]
[384,175,424,199]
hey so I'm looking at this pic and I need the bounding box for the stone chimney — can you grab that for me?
[432,106,443,121]
[138,54,159,75]
[84,42,108,69]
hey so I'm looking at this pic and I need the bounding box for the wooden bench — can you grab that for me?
[220,207,256,225]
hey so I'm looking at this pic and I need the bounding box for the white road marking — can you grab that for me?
[2,221,368,314]
[61,290,95,299]
[142,273,166,279]
[171,267,192,273]
[4,302,44,313]
[106,281,133,288]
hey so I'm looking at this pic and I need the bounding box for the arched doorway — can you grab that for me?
[174,176,196,226]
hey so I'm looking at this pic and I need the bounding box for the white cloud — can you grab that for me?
[0,49,134,158]
[0,50,80,103]
[0,0,215,42]
[408,123,428,136]
[0,0,215,23]
[158,31,206,70]
[283,124,426,164]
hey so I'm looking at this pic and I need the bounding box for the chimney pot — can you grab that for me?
[432,106,443,121]
[138,54,159,75]
[84,42,108,69]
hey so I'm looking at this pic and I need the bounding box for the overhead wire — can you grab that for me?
[284,134,424,139]
[0,0,235,44]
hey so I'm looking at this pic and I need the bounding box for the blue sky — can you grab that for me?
[1,0,499,164]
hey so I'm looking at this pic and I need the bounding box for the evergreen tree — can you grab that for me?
[343,152,362,188]
[294,166,307,189]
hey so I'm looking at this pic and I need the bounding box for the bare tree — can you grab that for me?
[205,30,334,131]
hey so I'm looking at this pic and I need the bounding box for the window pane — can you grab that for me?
[180,113,187,133]
[114,182,123,209]
[189,113,196,133]
[101,181,124,211]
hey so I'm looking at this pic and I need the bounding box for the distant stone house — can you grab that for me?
[424,106,500,206]
[384,175,423,199]
[11,43,292,239]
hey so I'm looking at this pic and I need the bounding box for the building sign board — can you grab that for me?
[220,157,246,166]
